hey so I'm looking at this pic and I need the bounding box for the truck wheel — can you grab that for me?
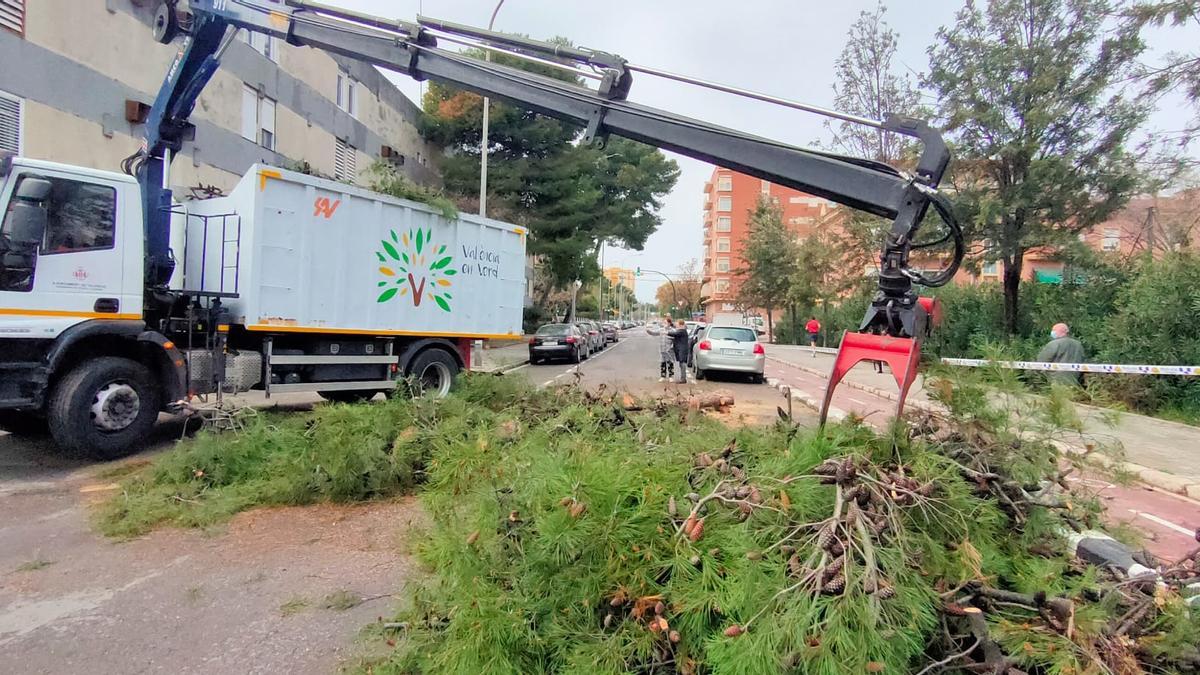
[48,357,162,459]
[318,390,382,404]
[0,410,47,436]
[408,348,459,398]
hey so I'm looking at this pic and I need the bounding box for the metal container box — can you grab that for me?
[170,165,525,339]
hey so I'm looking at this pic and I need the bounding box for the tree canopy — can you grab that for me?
[420,45,679,301]
[927,0,1152,334]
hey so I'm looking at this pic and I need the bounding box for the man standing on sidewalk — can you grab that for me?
[1037,322,1085,386]
[668,319,691,384]
[805,316,821,356]
[656,315,675,382]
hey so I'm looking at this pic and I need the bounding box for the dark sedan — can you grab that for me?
[529,323,587,364]
[601,322,619,343]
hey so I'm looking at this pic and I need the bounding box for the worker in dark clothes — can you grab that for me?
[668,319,691,384]
[1036,322,1085,386]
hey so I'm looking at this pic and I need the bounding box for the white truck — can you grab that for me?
[0,154,525,456]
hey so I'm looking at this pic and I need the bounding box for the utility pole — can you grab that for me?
[478,0,506,217]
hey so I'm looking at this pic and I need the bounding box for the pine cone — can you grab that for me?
[787,554,804,577]
[735,485,751,499]
[829,539,845,556]
[841,457,857,481]
[814,459,840,476]
[748,486,762,504]
[822,573,846,594]
[817,524,837,550]
[876,585,896,600]
[695,453,714,468]
[730,465,745,481]
[825,555,845,578]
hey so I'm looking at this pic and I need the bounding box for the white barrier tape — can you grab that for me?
[940,357,1200,376]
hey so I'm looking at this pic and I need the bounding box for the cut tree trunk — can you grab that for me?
[686,392,736,411]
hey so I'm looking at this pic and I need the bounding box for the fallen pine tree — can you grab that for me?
[94,374,1199,672]
[356,375,1199,674]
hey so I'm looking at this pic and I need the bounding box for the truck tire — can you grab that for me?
[0,410,48,436]
[47,357,162,459]
[407,348,459,398]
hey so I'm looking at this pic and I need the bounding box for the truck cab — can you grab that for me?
[0,152,185,455]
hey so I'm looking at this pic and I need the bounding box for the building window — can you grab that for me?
[335,138,357,182]
[242,31,279,63]
[716,216,731,232]
[717,174,732,191]
[1102,228,1120,252]
[0,0,24,36]
[717,196,732,212]
[0,89,22,154]
[761,180,770,195]
[241,85,276,150]
[717,238,731,253]
[716,257,730,273]
[337,69,358,118]
[716,279,731,293]
[982,261,998,276]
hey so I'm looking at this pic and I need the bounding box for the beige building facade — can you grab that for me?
[0,0,439,194]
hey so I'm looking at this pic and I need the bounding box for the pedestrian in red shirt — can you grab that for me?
[805,316,821,356]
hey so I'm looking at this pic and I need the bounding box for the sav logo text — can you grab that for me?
[313,197,341,219]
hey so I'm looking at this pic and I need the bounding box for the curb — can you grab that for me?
[765,377,847,423]
[473,358,529,374]
[766,355,1200,498]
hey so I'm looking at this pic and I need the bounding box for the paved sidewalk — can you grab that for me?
[472,339,531,373]
[767,345,1200,498]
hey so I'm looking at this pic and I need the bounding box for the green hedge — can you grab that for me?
[796,253,1200,421]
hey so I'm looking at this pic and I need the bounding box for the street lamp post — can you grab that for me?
[478,0,506,217]
[569,279,582,322]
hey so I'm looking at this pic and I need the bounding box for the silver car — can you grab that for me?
[692,325,766,383]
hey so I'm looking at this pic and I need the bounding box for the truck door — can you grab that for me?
[0,169,135,337]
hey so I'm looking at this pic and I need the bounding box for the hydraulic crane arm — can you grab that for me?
[137,0,963,422]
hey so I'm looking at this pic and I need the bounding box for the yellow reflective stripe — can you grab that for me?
[0,306,141,319]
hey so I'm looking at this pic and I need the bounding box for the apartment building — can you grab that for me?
[699,167,846,321]
[603,266,635,291]
[0,0,439,194]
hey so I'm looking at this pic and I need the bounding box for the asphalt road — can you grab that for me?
[510,329,810,426]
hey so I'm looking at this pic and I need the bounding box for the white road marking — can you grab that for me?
[533,338,631,388]
[1128,509,1194,536]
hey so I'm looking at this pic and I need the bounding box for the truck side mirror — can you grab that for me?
[2,178,53,252]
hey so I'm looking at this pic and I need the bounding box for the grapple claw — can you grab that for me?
[818,297,940,427]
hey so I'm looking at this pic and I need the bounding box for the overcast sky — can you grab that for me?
[335,0,1196,301]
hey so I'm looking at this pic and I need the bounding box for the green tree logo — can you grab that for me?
[375,228,456,311]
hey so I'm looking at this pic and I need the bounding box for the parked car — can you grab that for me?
[684,321,703,364]
[601,322,619,343]
[577,321,605,353]
[529,323,588,364]
[692,325,766,383]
